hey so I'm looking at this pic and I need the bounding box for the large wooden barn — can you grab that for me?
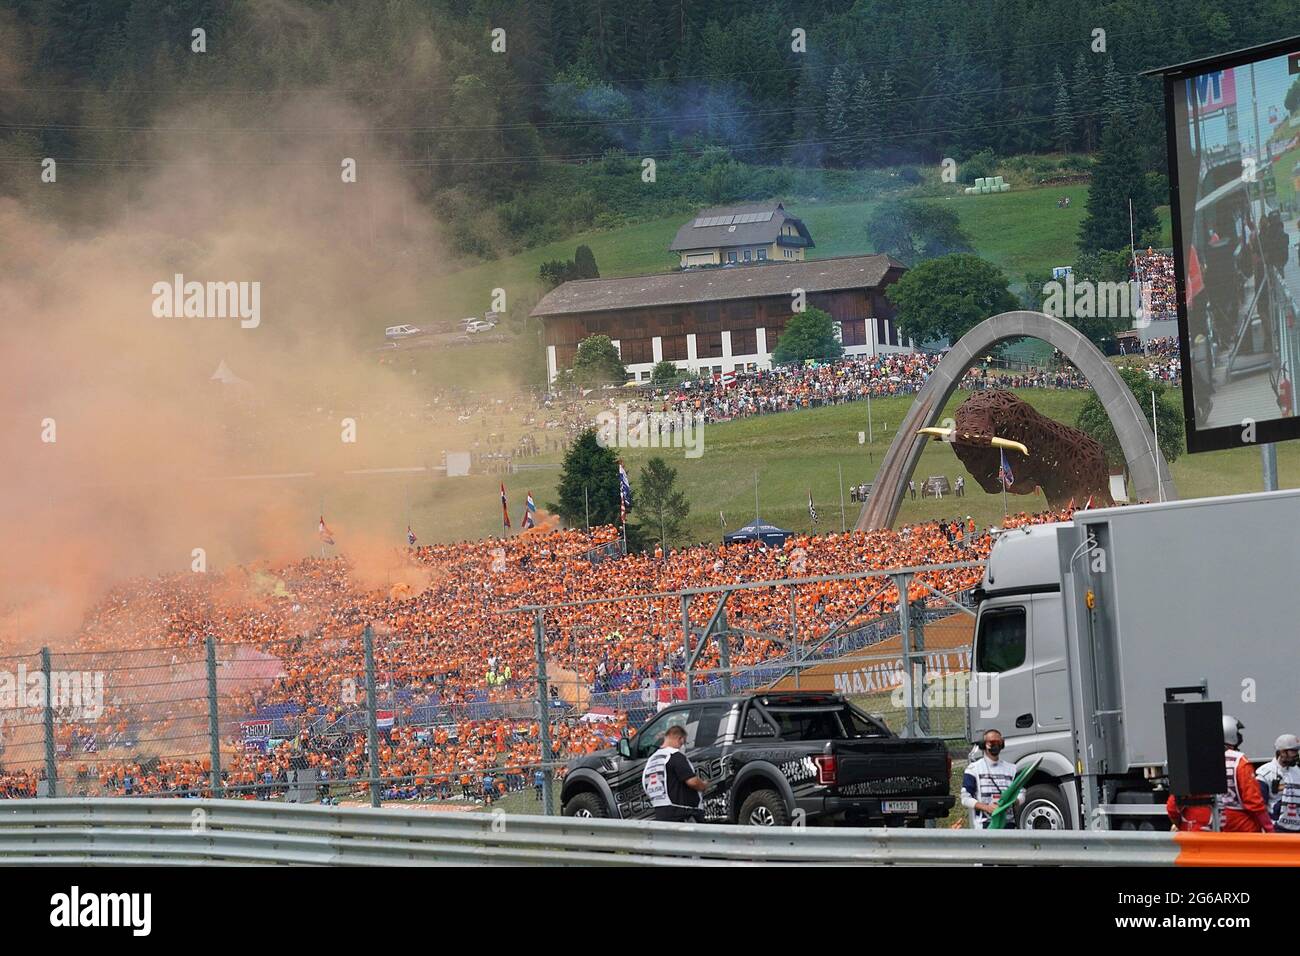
[532,253,912,383]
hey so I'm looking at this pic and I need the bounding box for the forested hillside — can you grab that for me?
[0,0,1282,254]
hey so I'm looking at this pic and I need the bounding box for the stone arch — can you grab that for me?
[856,310,1177,530]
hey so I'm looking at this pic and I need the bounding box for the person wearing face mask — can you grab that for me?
[961,729,1023,829]
[1256,734,1300,833]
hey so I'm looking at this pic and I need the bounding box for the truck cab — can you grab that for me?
[970,523,1079,829]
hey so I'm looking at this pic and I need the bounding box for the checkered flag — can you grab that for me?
[808,490,819,524]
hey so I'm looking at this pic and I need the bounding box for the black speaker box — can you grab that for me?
[1164,700,1226,796]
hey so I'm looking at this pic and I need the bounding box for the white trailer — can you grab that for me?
[968,489,1300,829]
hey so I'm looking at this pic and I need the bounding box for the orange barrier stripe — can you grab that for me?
[1175,831,1300,866]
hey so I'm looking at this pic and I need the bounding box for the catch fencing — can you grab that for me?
[0,559,982,814]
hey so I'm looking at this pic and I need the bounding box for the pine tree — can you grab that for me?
[1101,56,1127,124]
[1052,65,1073,153]
[1078,119,1158,256]
[850,72,876,166]
[635,457,691,552]
[573,244,599,279]
[551,429,620,529]
[824,67,853,167]
[876,69,898,164]
[1072,51,1096,152]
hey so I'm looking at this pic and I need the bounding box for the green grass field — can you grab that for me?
[225,387,1300,576]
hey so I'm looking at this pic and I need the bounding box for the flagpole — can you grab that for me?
[998,454,1008,517]
[754,471,759,525]
[320,498,325,559]
[584,485,590,532]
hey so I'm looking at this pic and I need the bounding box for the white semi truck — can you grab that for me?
[967,488,1300,830]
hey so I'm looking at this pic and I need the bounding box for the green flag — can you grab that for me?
[987,757,1042,830]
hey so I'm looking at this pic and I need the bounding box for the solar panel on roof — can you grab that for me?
[693,214,738,227]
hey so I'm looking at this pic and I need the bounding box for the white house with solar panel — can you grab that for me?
[669,202,814,268]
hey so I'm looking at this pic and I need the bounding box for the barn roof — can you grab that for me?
[531,254,905,318]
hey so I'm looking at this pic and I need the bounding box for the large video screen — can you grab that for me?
[1166,40,1300,451]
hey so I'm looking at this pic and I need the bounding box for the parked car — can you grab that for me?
[561,692,954,827]
[465,319,496,333]
[384,324,422,339]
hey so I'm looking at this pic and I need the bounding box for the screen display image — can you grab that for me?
[1167,42,1300,450]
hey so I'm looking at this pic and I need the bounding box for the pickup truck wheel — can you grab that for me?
[1019,784,1070,830]
[739,789,791,827]
[562,792,608,818]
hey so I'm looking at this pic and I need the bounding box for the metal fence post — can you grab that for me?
[363,623,381,808]
[205,637,223,797]
[717,608,732,696]
[533,608,555,816]
[40,647,57,797]
[912,600,930,736]
[681,594,693,701]
[791,587,800,689]
[895,573,915,737]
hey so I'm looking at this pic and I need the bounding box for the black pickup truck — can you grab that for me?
[560,692,954,826]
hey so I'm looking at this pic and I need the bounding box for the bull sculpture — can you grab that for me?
[918,389,1113,509]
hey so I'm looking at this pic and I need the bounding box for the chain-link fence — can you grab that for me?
[0,560,980,814]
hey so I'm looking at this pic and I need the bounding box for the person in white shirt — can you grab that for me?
[961,729,1024,829]
[641,725,708,823]
[1256,733,1300,833]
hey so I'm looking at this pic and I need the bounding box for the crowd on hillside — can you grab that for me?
[1134,248,1177,320]
[0,509,1076,802]
[602,348,1183,430]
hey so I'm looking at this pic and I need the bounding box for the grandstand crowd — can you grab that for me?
[0,507,1075,802]
[1134,248,1177,320]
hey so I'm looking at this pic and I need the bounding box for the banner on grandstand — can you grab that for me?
[241,720,271,752]
[656,686,687,711]
[771,650,972,695]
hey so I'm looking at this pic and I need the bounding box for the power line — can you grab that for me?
[0,71,1155,137]
[0,25,1173,97]
[0,106,1125,169]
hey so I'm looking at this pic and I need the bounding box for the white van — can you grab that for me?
[385,324,421,339]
